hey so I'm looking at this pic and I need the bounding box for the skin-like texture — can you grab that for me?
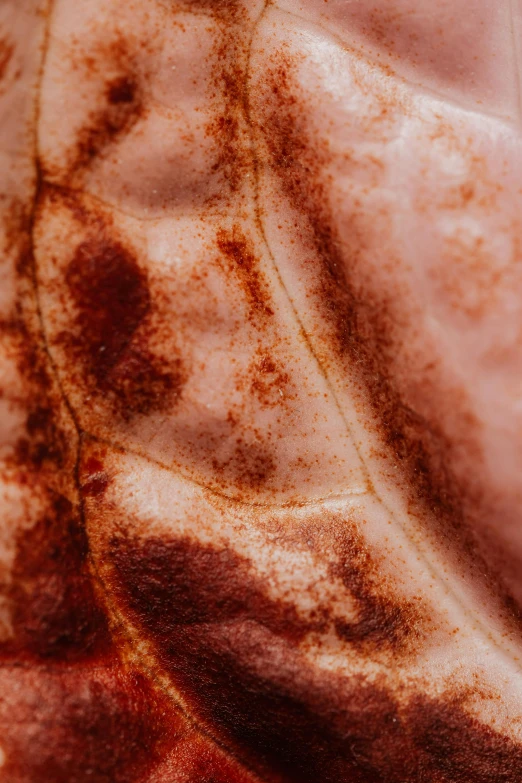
[2,0,522,780]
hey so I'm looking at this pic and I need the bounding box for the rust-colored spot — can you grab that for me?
[205,23,249,201]
[0,38,14,82]
[207,113,243,195]
[81,456,110,498]
[259,54,495,595]
[212,435,276,491]
[62,231,183,419]
[69,72,142,175]
[216,226,274,319]
[249,352,291,408]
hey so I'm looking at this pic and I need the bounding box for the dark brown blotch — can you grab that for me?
[65,234,150,375]
[0,667,178,783]
[109,535,311,643]
[14,404,67,471]
[107,74,137,104]
[405,693,522,783]
[1,492,111,663]
[211,436,276,491]
[107,535,407,782]
[62,231,184,420]
[331,523,424,652]
[108,532,522,782]
[70,72,142,175]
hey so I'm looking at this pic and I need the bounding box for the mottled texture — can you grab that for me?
[2,0,522,781]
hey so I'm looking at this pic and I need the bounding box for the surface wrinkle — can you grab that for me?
[83,430,369,510]
[272,4,517,128]
[19,2,522,777]
[28,12,81,440]
[26,0,522,681]
[43,178,239,224]
[42,179,168,223]
[19,7,270,780]
[246,6,522,674]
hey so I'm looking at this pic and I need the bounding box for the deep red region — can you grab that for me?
[63,233,182,418]
[65,235,150,381]
[108,533,522,783]
[2,491,112,664]
[81,456,110,498]
[0,666,180,783]
[107,75,137,105]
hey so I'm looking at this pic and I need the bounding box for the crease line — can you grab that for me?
[84,429,369,510]
[244,1,522,671]
[41,179,235,225]
[273,3,517,128]
[27,4,269,781]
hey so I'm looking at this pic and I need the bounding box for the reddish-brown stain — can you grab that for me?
[2,492,111,663]
[207,113,244,197]
[258,53,501,603]
[185,0,241,14]
[56,27,148,181]
[81,456,110,498]
[70,74,142,175]
[0,37,14,82]
[107,531,522,783]
[0,666,181,783]
[106,534,452,782]
[211,437,276,491]
[330,519,424,652]
[62,230,184,420]
[203,5,251,205]
[216,226,274,319]
[13,402,67,471]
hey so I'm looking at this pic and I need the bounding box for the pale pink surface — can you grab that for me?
[2,1,522,781]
